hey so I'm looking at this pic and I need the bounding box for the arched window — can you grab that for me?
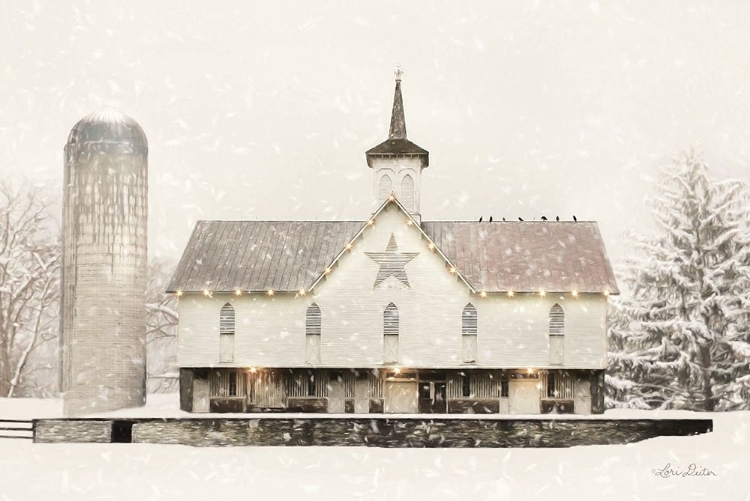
[305,303,321,364]
[401,174,415,211]
[378,175,392,204]
[549,304,564,335]
[383,303,399,363]
[462,303,477,363]
[219,303,235,363]
[462,303,477,334]
[549,304,564,365]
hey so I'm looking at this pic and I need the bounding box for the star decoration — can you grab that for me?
[365,234,419,288]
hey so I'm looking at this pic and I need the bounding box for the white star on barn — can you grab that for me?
[365,234,419,288]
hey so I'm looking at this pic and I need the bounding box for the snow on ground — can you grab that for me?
[0,396,747,500]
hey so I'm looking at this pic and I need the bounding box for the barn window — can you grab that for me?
[547,372,556,398]
[383,302,399,363]
[549,304,564,365]
[219,303,235,363]
[462,373,471,397]
[305,303,322,364]
[401,174,415,211]
[501,380,509,398]
[462,303,477,363]
[378,175,392,203]
[228,372,237,397]
[307,372,316,397]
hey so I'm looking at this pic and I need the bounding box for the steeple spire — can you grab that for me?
[388,66,407,140]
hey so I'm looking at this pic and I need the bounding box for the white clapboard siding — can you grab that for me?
[177,207,609,369]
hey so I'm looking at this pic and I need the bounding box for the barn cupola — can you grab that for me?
[366,67,429,222]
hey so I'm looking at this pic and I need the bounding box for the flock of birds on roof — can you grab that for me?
[478,215,578,222]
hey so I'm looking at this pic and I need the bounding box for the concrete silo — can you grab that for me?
[60,108,148,415]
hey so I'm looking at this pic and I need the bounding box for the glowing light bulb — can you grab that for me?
[507,290,514,298]
[267,290,274,296]
[299,288,306,296]
[571,290,578,298]
[234,289,242,296]
[175,290,183,297]
[539,289,546,297]
[480,291,487,298]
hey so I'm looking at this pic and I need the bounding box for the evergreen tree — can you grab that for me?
[606,152,750,411]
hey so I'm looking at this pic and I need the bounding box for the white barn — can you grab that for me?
[168,71,619,415]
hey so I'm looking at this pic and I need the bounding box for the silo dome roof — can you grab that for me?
[67,108,148,148]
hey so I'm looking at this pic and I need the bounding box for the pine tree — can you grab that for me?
[606,151,750,411]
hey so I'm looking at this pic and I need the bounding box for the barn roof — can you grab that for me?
[167,217,619,295]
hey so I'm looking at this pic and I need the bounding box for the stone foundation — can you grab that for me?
[32,417,713,448]
[34,420,112,443]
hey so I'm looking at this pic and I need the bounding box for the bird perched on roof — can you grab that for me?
[489,216,493,222]
[479,216,483,222]
[556,216,560,222]
[518,217,524,221]
[541,216,548,221]
[502,217,506,222]
[573,215,577,222]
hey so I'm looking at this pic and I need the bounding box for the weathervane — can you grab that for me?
[394,65,403,82]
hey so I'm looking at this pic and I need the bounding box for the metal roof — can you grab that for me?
[167,218,618,294]
[67,108,148,148]
[422,221,619,294]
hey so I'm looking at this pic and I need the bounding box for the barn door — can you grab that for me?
[384,381,418,413]
[354,378,369,413]
[328,380,345,413]
[509,381,540,414]
[574,379,591,414]
[192,380,210,413]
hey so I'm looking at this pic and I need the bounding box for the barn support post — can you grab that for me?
[590,370,605,414]
[179,368,194,412]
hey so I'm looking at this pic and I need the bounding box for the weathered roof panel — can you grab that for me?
[167,220,619,294]
[422,221,619,294]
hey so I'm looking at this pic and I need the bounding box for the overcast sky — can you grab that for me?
[2,0,749,265]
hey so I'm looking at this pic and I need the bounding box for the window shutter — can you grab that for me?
[220,333,234,363]
[383,303,399,363]
[305,303,321,364]
[462,335,477,363]
[219,303,235,363]
[401,175,415,211]
[462,303,477,334]
[378,175,392,204]
[549,304,564,335]
[384,303,399,336]
[384,335,399,364]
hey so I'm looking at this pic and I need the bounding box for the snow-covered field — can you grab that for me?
[0,396,747,500]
